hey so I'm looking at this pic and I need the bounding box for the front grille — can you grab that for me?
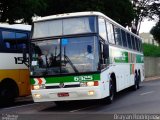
[45,84,80,89]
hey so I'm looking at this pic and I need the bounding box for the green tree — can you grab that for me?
[150,21,160,44]
[131,0,160,34]
[43,0,135,27]
[0,0,47,24]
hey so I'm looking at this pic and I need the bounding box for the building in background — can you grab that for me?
[140,32,158,46]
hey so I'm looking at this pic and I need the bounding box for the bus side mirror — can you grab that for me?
[103,44,109,59]
[23,48,27,62]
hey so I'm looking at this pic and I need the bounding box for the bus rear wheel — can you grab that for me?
[132,73,140,91]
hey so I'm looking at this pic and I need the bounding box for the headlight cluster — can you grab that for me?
[31,84,45,90]
[80,81,99,87]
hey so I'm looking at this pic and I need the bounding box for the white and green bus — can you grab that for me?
[29,12,144,105]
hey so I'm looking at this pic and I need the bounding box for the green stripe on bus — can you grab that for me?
[110,47,144,63]
[30,73,100,85]
[136,54,144,63]
[114,51,128,63]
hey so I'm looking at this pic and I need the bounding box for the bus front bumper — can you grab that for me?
[31,87,102,102]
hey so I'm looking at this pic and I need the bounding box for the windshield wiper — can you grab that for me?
[63,47,79,73]
[64,55,79,73]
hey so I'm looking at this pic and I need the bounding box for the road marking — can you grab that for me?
[70,105,97,112]
[140,91,154,96]
[1,103,38,110]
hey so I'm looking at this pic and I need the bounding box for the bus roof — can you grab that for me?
[34,11,105,22]
[33,11,141,39]
[0,24,31,31]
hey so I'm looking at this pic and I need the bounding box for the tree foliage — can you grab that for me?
[131,0,160,34]
[43,0,135,27]
[150,21,160,44]
[0,0,47,24]
[0,0,134,27]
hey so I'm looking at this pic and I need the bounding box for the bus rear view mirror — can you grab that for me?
[103,44,109,59]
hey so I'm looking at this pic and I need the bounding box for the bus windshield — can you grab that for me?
[31,36,99,76]
[32,16,97,38]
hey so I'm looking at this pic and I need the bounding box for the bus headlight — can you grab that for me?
[30,72,33,75]
[80,81,99,87]
[87,81,99,86]
[34,94,41,98]
[86,81,94,86]
[33,85,40,90]
[32,84,45,90]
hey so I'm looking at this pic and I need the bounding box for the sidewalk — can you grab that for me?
[144,76,160,81]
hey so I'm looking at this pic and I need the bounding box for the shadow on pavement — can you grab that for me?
[0,96,33,109]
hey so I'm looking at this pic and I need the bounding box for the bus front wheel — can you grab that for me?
[101,78,115,104]
[107,79,114,103]
[0,80,18,105]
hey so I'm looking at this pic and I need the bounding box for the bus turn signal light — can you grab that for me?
[93,81,99,86]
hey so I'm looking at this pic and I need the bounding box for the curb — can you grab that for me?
[144,76,160,81]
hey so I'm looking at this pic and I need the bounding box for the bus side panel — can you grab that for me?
[109,46,144,92]
[109,46,133,92]
[0,70,19,83]
[19,69,30,96]
[109,64,131,92]
[100,70,110,98]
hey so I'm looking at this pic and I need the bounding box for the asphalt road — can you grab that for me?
[0,79,160,120]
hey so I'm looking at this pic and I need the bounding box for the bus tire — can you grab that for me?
[138,70,141,89]
[137,74,140,89]
[101,78,114,104]
[107,78,114,103]
[132,73,139,91]
[0,80,18,105]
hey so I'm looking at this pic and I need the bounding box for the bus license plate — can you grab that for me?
[57,92,69,97]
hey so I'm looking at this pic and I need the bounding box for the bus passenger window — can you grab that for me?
[135,37,139,51]
[5,42,10,48]
[16,33,28,49]
[127,33,132,49]
[131,35,136,50]
[2,31,16,49]
[98,18,107,41]
[139,39,142,52]
[114,26,122,46]
[106,21,115,44]
[121,30,128,47]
